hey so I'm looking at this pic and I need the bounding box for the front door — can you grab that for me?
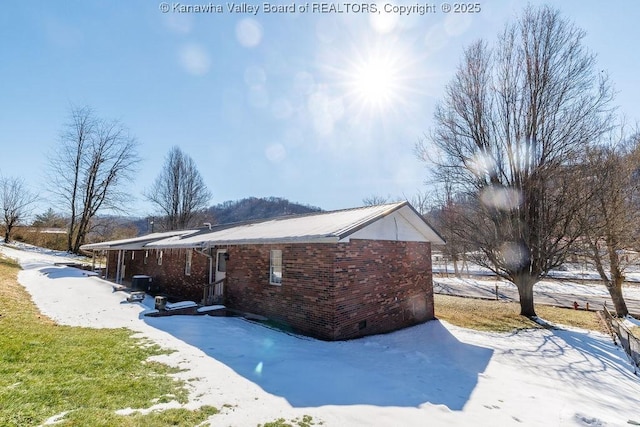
[215,249,227,283]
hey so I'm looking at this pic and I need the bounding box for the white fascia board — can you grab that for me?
[148,236,340,249]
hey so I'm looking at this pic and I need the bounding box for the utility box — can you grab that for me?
[155,296,167,311]
[131,275,152,292]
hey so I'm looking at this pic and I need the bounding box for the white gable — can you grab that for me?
[343,205,444,243]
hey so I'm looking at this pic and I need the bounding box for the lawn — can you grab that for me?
[434,294,604,332]
[0,255,218,427]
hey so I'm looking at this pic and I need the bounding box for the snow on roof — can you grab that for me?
[81,202,445,251]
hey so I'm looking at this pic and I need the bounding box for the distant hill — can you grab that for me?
[208,197,323,225]
[88,197,323,237]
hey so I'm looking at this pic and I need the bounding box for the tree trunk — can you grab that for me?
[606,273,629,317]
[514,274,537,317]
[452,253,460,278]
[4,228,10,243]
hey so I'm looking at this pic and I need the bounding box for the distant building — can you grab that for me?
[81,202,445,340]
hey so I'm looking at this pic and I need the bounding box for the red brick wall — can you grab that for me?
[332,240,434,340]
[104,239,434,341]
[224,244,337,339]
[106,248,210,301]
[224,240,433,341]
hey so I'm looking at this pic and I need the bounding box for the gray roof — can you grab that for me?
[80,229,198,251]
[80,202,445,251]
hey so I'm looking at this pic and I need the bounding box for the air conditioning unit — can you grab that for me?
[131,275,152,292]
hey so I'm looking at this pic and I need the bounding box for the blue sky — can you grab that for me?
[1,1,639,218]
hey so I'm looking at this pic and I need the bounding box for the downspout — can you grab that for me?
[194,246,214,284]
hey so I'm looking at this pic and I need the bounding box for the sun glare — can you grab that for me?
[341,42,415,116]
[351,55,398,109]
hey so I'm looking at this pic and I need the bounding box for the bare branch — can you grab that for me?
[1,176,38,243]
[416,5,615,316]
[48,106,140,252]
[145,147,212,230]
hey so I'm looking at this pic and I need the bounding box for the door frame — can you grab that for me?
[212,249,227,284]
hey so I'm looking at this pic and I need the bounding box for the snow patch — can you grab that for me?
[197,305,225,313]
[165,301,197,310]
[42,411,71,425]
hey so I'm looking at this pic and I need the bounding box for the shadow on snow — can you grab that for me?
[143,315,493,409]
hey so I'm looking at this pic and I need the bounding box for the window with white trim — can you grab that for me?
[157,250,163,265]
[185,249,192,275]
[269,249,282,285]
[144,250,148,265]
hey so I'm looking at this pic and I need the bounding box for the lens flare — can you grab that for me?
[254,361,264,376]
[480,186,522,210]
[349,54,400,111]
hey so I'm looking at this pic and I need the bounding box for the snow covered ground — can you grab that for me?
[435,275,640,300]
[434,261,640,283]
[3,243,640,426]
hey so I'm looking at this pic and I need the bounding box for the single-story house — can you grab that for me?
[81,201,445,340]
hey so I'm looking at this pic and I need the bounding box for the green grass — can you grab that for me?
[260,415,322,427]
[0,255,218,426]
[434,294,604,332]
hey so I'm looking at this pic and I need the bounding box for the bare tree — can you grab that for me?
[409,189,432,215]
[0,176,38,243]
[362,194,390,206]
[422,177,473,278]
[88,216,139,242]
[49,106,140,253]
[577,128,640,316]
[145,146,212,230]
[416,5,614,317]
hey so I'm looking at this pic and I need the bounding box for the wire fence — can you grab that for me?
[601,306,640,372]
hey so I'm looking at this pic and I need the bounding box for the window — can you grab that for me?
[185,249,192,275]
[131,252,135,260]
[157,250,163,266]
[144,250,148,265]
[269,249,282,285]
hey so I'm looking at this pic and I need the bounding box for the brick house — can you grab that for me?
[81,202,444,340]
